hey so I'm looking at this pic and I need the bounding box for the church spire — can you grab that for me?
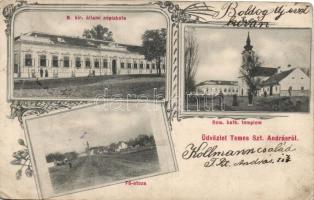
[244,32,253,51]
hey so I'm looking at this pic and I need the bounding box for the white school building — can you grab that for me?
[13,32,165,79]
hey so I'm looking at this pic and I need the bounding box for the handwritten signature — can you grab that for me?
[182,142,295,167]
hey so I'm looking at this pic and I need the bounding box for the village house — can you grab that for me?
[259,67,310,96]
[195,80,239,96]
[116,142,128,152]
[13,32,165,79]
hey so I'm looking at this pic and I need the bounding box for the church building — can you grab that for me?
[238,33,278,97]
[238,33,310,97]
[13,32,165,79]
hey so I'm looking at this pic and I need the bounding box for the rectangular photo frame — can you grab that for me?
[178,24,312,118]
[6,2,173,102]
[23,101,177,199]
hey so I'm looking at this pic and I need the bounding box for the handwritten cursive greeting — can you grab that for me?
[213,2,311,28]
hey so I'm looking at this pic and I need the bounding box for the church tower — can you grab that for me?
[242,32,255,65]
[238,32,256,96]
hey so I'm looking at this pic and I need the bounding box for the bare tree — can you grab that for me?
[184,30,199,93]
[240,54,262,105]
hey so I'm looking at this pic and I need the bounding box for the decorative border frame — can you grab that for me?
[177,24,312,119]
[4,1,172,104]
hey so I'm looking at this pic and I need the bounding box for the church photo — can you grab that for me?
[183,27,311,112]
[12,10,167,100]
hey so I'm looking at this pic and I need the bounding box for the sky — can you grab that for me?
[14,10,167,45]
[27,104,155,154]
[187,27,312,84]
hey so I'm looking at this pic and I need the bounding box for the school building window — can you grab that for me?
[75,57,81,68]
[52,55,59,67]
[25,54,32,66]
[39,55,47,67]
[85,58,91,68]
[94,59,100,68]
[63,56,70,67]
[103,59,108,68]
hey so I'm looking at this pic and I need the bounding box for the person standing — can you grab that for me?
[45,68,48,78]
[39,68,43,78]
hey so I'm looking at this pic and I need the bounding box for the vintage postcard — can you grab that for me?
[23,102,177,199]
[0,1,313,200]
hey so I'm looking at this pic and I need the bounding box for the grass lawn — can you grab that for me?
[185,95,310,112]
[48,147,160,193]
[14,74,165,99]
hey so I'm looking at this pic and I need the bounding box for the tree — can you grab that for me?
[240,54,262,105]
[141,28,167,76]
[184,29,199,93]
[82,24,114,41]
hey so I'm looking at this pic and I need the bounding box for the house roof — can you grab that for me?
[253,66,277,77]
[15,32,143,53]
[261,68,295,86]
[196,80,238,87]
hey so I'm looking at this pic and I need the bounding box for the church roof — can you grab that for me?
[253,66,278,77]
[196,80,238,87]
[244,32,253,51]
[261,68,295,86]
[15,32,143,53]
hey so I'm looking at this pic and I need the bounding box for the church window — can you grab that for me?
[25,54,32,66]
[120,62,125,69]
[152,63,155,69]
[301,86,304,91]
[52,55,59,67]
[39,55,47,67]
[128,63,132,69]
[140,62,143,69]
[146,64,150,69]
[134,63,138,69]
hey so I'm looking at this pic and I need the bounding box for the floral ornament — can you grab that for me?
[155,1,219,23]
[2,0,28,35]
[11,139,33,179]
[9,101,47,128]
[8,100,89,128]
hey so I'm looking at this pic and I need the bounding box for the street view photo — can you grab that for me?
[24,103,178,198]
[184,27,311,112]
[13,11,167,99]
